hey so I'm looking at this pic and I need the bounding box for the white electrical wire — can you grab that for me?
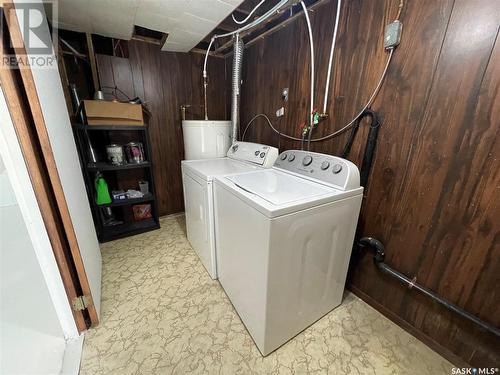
[322,0,342,114]
[232,0,266,24]
[242,49,394,142]
[242,113,281,140]
[300,0,315,150]
[202,0,290,119]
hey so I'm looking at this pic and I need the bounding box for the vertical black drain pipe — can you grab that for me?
[341,109,380,188]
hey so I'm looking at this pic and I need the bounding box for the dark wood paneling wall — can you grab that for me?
[96,42,227,215]
[237,0,499,367]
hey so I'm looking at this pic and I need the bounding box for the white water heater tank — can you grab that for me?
[182,120,232,160]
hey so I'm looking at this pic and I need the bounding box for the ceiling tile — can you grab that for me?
[162,40,191,52]
[53,0,91,31]
[54,0,244,51]
[181,12,217,35]
[167,28,204,45]
[134,11,180,33]
[187,0,233,22]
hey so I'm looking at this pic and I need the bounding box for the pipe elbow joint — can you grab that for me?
[358,237,385,263]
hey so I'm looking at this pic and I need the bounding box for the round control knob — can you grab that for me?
[232,144,239,152]
[332,164,343,174]
[320,161,330,170]
[280,153,288,160]
[288,154,295,162]
[302,156,313,166]
[255,150,260,156]
[260,152,265,158]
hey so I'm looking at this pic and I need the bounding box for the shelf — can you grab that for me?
[73,123,147,131]
[100,218,159,242]
[87,161,150,171]
[97,194,154,208]
[73,117,159,243]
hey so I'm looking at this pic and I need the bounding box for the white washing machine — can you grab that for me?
[214,150,363,356]
[181,142,278,279]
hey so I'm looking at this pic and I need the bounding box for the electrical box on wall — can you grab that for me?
[384,20,402,49]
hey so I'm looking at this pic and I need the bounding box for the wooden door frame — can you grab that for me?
[0,1,99,330]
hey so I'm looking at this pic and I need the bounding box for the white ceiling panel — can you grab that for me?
[51,0,91,32]
[162,40,190,53]
[134,11,180,34]
[187,0,233,22]
[51,0,245,52]
[181,13,218,36]
[169,29,204,44]
[221,0,244,5]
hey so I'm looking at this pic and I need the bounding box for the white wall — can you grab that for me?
[0,155,67,374]
[0,2,103,372]
[14,0,102,315]
[0,69,82,373]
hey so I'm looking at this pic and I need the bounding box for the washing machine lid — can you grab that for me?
[225,169,332,205]
[182,157,259,182]
[218,169,362,218]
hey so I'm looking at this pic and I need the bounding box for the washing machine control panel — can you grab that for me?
[274,150,360,190]
[227,142,279,167]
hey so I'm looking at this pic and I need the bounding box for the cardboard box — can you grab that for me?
[83,100,144,126]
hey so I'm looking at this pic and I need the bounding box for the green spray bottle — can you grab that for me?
[95,172,112,205]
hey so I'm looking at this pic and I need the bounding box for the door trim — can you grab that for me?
[0,0,99,329]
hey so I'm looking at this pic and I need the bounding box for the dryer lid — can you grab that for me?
[225,169,334,205]
[182,158,257,182]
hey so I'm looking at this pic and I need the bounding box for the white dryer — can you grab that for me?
[181,142,278,279]
[213,150,363,355]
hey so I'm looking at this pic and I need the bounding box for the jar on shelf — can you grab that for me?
[124,142,145,164]
[106,144,124,165]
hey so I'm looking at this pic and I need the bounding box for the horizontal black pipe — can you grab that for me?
[358,237,500,338]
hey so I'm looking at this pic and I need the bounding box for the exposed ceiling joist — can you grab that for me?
[194,0,328,56]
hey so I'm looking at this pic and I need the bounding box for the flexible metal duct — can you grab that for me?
[231,34,244,143]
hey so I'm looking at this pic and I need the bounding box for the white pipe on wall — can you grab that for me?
[300,1,316,150]
[322,0,342,114]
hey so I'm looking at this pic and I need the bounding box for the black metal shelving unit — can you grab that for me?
[73,122,160,242]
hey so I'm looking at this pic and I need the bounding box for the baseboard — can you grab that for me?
[348,284,469,368]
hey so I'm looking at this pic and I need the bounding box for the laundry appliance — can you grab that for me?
[214,150,363,355]
[181,142,278,279]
